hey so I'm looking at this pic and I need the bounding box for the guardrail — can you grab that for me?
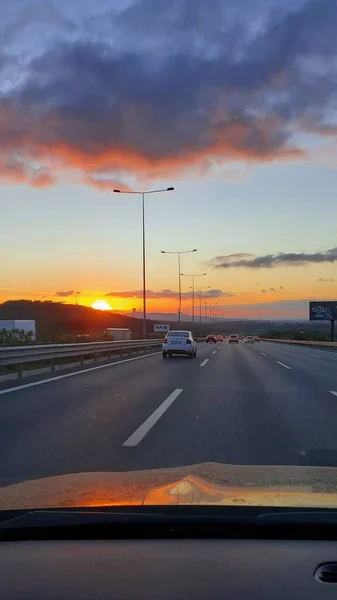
[0,340,163,380]
[261,338,337,347]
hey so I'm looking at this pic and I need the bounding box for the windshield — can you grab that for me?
[1,0,337,514]
[167,332,189,337]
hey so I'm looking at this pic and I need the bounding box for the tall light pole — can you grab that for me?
[181,273,206,323]
[113,187,174,339]
[196,286,211,323]
[161,249,197,322]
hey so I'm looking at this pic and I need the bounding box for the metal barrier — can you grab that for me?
[261,338,337,347]
[0,340,163,378]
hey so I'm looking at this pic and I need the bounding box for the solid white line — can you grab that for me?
[0,352,162,395]
[329,391,337,397]
[260,352,266,356]
[123,388,183,447]
[276,361,292,370]
[213,351,217,354]
[200,359,209,367]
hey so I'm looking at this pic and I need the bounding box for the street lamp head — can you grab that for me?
[193,249,197,252]
[167,187,174,191]
[161,250,166,254]
[113,189,121,193]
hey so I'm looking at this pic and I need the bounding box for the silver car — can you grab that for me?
[162,330,197,358]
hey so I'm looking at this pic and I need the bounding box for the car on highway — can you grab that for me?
[253,336,260,342]
[162,330,197,358]
[216,334,224,342]
[228,334,239,344]
[245,336,254,344]
[206,334,217,343]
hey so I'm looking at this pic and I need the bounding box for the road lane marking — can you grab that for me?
[329,391,337,397]
[0,352,162,395]
[213,351,217,354]
[200,359,209,367]
[276,361,292,370]
[305,354,320,359]
[251,348,256,351]
[260,352,266,356]
[123,388,183,447]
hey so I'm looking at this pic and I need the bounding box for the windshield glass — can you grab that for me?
[1,0,337,514]
[167,332,189,337]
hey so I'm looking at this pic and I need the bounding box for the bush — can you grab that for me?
[0,328,34,346]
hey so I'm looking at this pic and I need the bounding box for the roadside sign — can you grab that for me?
[154,324,170,333]
[309,301,337,321]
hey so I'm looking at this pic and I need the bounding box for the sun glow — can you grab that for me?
[91,299,112,311]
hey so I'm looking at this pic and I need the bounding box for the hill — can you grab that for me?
[0,301,143,342]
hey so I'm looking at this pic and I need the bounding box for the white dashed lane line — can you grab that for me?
[213,351,217,354]
[329,391,337,397]
[260,352,266,356]
[276,361,292,370]
[200,359,209,367]
[123,388,183,447]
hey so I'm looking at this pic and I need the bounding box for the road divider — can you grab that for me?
[0,339,163,382]
[0,352,162,395]
[262,338,337,349]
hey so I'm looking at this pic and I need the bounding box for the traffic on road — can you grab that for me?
[1,338,337,487]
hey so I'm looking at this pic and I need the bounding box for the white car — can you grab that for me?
[228,334,239,344]
[162,330,197,358]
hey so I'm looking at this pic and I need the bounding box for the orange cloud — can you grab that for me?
[0,104,303,189]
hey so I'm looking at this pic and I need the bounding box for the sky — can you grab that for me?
[1,0,337,320]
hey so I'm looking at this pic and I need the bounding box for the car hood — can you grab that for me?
[1,462,337,509]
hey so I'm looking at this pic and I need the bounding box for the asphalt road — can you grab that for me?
[1,340,337,486]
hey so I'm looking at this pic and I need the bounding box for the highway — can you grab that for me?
[1,340,337,486]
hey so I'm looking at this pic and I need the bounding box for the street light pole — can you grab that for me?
[114,187,174,339]
[161,249,197,322]
[196,286,211,323]
[181,273,206,324]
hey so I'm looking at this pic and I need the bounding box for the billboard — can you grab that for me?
[154,324,170,333]
[309,301,337,321]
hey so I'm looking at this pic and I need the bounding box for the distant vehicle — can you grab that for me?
[253,336,260,342]
[228,334,239,344]
[245,336,254,344]
[76,334,92,342]
[0,319,36,341]
[162,330,197,358]
[105,328,131,341]
[216,334,224,342]
[206,334,217,343]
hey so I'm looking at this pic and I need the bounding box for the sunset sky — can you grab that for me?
[2,0,337,320]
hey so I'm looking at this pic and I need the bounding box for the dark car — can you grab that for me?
[206,334,217,343]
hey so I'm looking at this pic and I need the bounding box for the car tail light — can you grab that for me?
[186,339,192,344]
[163,337,167,344]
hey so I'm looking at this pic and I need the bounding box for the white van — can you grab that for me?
[162,330,197,358]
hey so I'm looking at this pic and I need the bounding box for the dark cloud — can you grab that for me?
[280,286,284,290]
[211,247,337,269]
[105,288,232,299]
[318,278,336,282]
[0,0,336,185]
[55,290,76,297]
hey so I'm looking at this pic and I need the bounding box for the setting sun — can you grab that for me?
[91,299,112,311]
